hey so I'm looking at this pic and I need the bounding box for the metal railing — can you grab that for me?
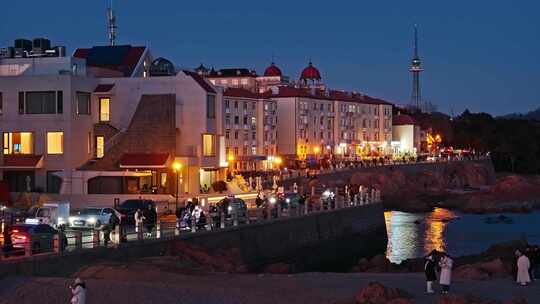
[0,189,382,262]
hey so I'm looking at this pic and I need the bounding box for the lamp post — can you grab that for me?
[173,161,182,211]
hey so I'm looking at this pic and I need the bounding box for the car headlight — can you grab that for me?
[58,217,65,224]
[285,198,290,203]
[269,197,277,204]
[69,216,76,222]
[87,217,97,224]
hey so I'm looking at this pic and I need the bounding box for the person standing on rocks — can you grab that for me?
[516,249,531,286]
[70,278,86,304]
[439,252,454,294]
[424,253,437,294]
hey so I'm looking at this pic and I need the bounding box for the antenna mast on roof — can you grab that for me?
[107,0,118,46]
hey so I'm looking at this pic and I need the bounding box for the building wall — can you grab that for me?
[0,74,97,191]
[275,97,297,156]
[392,124,416,154]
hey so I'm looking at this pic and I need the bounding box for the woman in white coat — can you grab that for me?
[70,278,86,304]
[516,250,531,286]
[439,253,454,294]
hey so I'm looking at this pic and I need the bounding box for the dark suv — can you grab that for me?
[116,199,156,224]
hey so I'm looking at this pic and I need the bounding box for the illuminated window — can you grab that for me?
[3,132,33,154]
[202,134,215,156]
[99,97,110,122]
[96,136,105,158]
[47,132,64,154]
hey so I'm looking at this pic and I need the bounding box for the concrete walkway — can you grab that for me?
[0,272,537,304]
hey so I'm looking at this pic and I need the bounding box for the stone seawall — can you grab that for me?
[0,203,387,277]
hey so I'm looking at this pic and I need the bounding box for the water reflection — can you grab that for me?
[385,208,457,263]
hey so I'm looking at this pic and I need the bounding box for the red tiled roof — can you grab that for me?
[119,153,170,168]
[393,114,416,126]
[94,84,115,93]
[264,86,393,106]
[223,87,266,99]
[1,155,43,168]
[183,70,216,94]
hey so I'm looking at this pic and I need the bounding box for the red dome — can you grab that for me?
[264,63,282,77]
[300,62,321,80]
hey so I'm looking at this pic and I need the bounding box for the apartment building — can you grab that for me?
[221,88,277,171]
[268,86,393,160]
[0,40,226,197]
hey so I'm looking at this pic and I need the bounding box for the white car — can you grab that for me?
[68,207,119,229]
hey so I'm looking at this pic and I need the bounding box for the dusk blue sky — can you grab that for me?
[1,1,539,115]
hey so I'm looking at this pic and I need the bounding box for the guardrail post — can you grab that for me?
[92,230,100,248]
[137,223,143,241]
[156,221,161,239]
[233,212,239,226]
[304,201,309,215]
[75,231,82,249]
[276,205,281,218]
[24,240,32,257]
[207,213,213,231]
[245,210,250,225]
[220,212,225,229]
[191,217,197,232]
[53,234,60,253]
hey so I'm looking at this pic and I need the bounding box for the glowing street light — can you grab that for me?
[313,146,321,154]
[172,161,183,210]
[274,156,283,165]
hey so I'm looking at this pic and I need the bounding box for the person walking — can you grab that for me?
[424,253,438,294]
[70,278,86,304]
[134,208,144,234]
[439,253,453,294]
[516,249,531,286]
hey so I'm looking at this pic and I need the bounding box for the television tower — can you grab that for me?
[410,25,423,110]
[107,0,118,46]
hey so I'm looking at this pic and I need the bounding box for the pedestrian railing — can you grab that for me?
[0,189,382,262]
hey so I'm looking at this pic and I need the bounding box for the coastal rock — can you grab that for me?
[454,258,509,280]
[354,282,411,304]
[501,298,528,304]
[171,241,244,273]
[436,295,497,304]
[263,262,292,274]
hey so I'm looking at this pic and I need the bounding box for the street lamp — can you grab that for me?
[173,161,182,210]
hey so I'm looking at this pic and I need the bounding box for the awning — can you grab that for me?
[1,155,44,169]
[94,84,115,93]
[119,153,170,169]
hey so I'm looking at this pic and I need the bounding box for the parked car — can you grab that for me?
[217,197,247,223]
[24,202,70,229]
[115,199,156,224]
[10,224,67,254]
[68,207,120,229]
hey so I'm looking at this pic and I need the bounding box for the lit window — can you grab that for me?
[241,79,248,85]
[99,97,110,122]
[96,136,105,158]
[251,146,257,155]
[47,132,64,154]
[3,132,33,154]
[203,134,215,156]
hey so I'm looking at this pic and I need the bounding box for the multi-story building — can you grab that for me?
[203,61,394,163]
[221,88,277,171]
[0,40,226,199]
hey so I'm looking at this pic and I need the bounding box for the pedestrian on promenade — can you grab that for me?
[439,252,453,294]
[70,278,86,304]
[516,249,531,286]
[100,223,111,246]
[533,245,540,280]
[424,252,437,294]
[134,208,144,233]
[255,194,263,208]
[144,204,157,236]
[525,245,537,281]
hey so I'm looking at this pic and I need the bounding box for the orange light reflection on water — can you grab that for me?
[385,208,458,263]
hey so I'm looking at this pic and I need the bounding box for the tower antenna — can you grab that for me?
[410,24,423,111]
[107,0,118,46]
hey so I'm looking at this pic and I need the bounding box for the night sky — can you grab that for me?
[1,0,539,115]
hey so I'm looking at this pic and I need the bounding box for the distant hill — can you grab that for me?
[500,107,540,121]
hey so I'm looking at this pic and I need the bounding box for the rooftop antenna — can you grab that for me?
[107,0,118,46]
